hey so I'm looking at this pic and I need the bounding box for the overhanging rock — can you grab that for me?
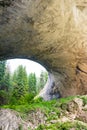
[0,0,87,100]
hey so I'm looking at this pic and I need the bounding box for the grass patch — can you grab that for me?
[80,95,87,106]
[36,121,87,130]
[0,96,77,119]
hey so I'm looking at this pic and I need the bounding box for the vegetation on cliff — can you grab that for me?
[0,95,87,130]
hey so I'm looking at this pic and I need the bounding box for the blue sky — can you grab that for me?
[7,59,47,77]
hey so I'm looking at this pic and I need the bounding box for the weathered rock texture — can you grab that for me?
[0,109,28,130]
[0,0,87,100]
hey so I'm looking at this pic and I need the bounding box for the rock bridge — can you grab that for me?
[0,0,87,100]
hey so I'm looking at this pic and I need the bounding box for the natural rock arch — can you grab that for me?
[0,0,87,100]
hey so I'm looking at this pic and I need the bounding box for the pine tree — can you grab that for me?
[37,71,48,93]
[28,73,37,94]
[0,60,10,105]
[0,60,6,90]
[4,64,11,92]
[12,65,28,99]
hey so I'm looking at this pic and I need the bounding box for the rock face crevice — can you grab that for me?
[0,0,87,100]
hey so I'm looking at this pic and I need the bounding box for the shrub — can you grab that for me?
[17,93,35,105]
[9,96,18,105]
[0,90,9,105]
[34,97,44,103]
[81,96,87,106]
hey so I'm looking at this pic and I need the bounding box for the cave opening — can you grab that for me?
[0,58,49,105]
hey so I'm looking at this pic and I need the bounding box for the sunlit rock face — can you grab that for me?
[0,0,87,100]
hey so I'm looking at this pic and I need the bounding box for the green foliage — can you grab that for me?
[9,96,18,105]
[0,60,6,89]
[28,73,37,94]
[0,61,6,81]
[80,96,87,106]
[0,90,9,105]
[12,65,28,99]
[34,97,44,103]
[0,61,11,105]
[0,60,48,107]
[59,95,76,104]
[2,96,76,114]
[18,93,35,105]
[28,128,32,130]
[19,125,23,130]
[39,71,48,88]
[3,64,11,92]
[15,65,28,90]
[37,71,48,93]
[9,93,35,105]
[36,121,87,130]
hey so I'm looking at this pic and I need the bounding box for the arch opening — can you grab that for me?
[7,58,61,100]
[0,58,62,103]
[1,58,62,105]
[7,58,49,96]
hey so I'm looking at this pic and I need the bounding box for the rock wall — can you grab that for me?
[0,0,87,100]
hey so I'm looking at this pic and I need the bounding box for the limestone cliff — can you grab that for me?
[0,0,87,100]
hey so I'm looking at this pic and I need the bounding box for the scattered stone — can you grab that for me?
[27,108,46,129]
[67,101,78,113]
[73,98,83,110]
[76,111,87,123]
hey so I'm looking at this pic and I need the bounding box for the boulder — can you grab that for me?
[0,109,28,130]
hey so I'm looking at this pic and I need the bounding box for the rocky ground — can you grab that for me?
[0,109,28,130]
[1,96,87,130]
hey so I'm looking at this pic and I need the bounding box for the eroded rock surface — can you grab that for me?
[0,0,87,99]
[0,109,28,130]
